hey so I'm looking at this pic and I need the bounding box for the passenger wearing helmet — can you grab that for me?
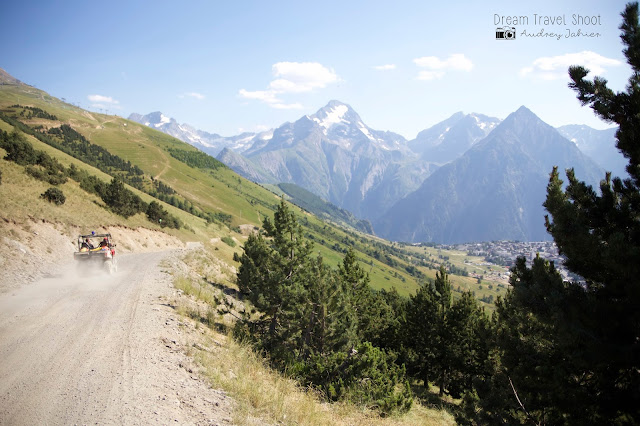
[99,237,109,248]
[81,238,94,251]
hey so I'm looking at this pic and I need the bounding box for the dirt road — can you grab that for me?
[0,250,233,425]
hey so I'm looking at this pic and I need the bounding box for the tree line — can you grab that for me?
[10,104,59,121]
[47,124,144,177]
[167,147,227,171]
[0,129,181,228]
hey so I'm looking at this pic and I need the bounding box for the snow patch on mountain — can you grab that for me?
[358,122,382,144]
[154,114,171,127]
[471,114,498,131]
[437,127,451,142]
[316,104,349,129]
[259,130,274,140]
[128,111,274,156]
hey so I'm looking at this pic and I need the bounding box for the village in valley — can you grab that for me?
[454,240,575,283]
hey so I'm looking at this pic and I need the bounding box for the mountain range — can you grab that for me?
[131,102,497,221]
[408,111,501,164]
[128,111,265,155]
[218,100,438,220]
[130,102,622,244]
[374,106,604,243]
[556,125,625,179]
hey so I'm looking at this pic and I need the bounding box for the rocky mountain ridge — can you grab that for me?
[374,106,605,243]
[130,102,619,243]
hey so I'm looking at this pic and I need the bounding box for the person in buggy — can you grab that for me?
[99,237,110,249]
[80,238,94,251]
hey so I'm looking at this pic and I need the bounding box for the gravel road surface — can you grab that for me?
[0,250,233,425]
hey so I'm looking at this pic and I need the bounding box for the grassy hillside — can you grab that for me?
[276,182,374,233]
[0,82,506,305]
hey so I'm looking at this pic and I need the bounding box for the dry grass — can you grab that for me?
[193,330,456,426]
[174,275,218,307]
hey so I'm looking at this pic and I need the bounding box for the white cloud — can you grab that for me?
[239,89,279,103]
[180,92,205,100]
[373,64,397,71]
[87,94,121,110]
[239,61,338,109]
[87,94,119,104]
[238,89,303,110]
[520,51,622,80]
[413,54,473,80]
[269,62,338,92]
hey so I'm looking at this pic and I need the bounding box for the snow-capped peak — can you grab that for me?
[305,101,408,151]
[313,104,349,129]
[154,113,171,128]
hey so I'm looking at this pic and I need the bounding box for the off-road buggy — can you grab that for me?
[73,233,118,274]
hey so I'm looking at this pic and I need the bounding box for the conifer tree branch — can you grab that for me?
[508,376,540,426]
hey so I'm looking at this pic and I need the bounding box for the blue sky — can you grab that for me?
[0,0,631,138]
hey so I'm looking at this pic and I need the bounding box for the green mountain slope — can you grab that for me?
[276,182,374,234]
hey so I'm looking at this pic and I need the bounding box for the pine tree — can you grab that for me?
[235,203,311,359]
[2,130,38,165]
[361,288,407,353]
[491,256,572,424]
[406,266,490,400]
[404,266,451,394]
[236,199,355,360]
[488,3,640,423]
[338,248,376,342]
[235,200,412,414]
[546,2,640,422]
[446,291,490,399]
[299,254,358,359]
[102,176,145,218]
[433,265,453,396]
[405,280,439,388]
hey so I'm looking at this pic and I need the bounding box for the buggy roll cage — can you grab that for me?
[76,233,115,246]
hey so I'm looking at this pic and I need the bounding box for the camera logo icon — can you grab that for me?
[496,27,517,40]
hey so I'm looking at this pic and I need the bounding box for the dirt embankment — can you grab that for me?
[0,218,185,294]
